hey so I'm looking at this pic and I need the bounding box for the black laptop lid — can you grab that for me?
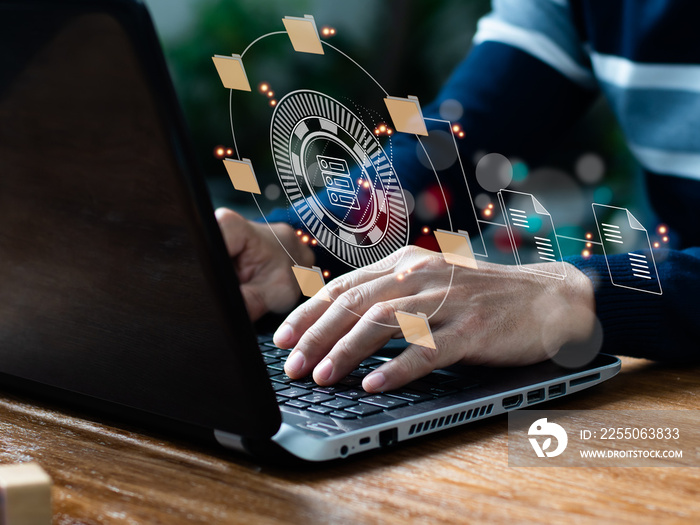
[0,0,281,438]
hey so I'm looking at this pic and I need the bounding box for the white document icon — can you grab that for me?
[592,204,662,295]
[498,190,566,279]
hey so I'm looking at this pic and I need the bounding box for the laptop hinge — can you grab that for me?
[213,429,247,453]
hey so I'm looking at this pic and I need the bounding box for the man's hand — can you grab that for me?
[215,208,314,321]
[274,246,596,393]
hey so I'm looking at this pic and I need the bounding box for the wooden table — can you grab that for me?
[1,357,698,524]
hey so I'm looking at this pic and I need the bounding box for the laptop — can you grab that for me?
[0,0,620,462]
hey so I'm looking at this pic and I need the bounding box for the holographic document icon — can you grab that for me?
[395,311,436,349]
[317,155,360,210]
[592,204,662,295]
[498,190,566,279]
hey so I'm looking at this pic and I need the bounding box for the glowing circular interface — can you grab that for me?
[270,90,409,268]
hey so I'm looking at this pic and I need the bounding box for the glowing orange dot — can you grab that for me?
[215,147,225,158]
[330,28,336,35]
[487,203,494,209]
[585,232,593,239]
[484,209,492,217]
[452,124,460,133]
[387,129,393,135]
[269,99,277,107]
[582,250,591,257]
[458,131,465,138]
[396,273,404,281]
[267,91,274,98]
[322,28,330,36]
[357,179,364,185]
[422,226,430,234]
[301,235,309,243]
[363,181,370,188]
[662,236,669,242]
[658,225,667,234]
[407,268,412,273]
[225,148,233,156]
[586,242,592,248]
[259,83,269,93]
[653,242,660,248]
[311,239,317,245]
[374,129,380,135]
[296,230,303,236]
[379,125,386,132]
[323,270,330,278]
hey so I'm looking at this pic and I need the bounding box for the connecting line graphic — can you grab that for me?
[556,235,602,246]
[478,220,604,246]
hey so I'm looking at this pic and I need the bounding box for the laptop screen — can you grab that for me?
[0,1,279,437]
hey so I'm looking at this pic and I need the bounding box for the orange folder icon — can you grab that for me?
[434,229,478,269]
[395,311,436,349]
[384,95,429,136]
[212,54,251,91]
[223,158,261,194]
[282,15,324,55]
[291,265,330,301]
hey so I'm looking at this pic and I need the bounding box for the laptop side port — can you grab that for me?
[502,394,523,409]
[548,383,566,398]
[379,428,398,447]
[527,388,545,404]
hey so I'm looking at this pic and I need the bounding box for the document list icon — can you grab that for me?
[498,190,567,280]
[592,204,662,295]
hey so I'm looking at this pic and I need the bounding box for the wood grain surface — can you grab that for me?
[0,357,698,524]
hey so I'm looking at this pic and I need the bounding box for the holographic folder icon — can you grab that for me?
[434,229,478,269]
[395,311,436,350]
[282,15,324,55]
[498,189,567,279]
[317,155,360,210]
[592,204,662,295]
[291,265,331,301]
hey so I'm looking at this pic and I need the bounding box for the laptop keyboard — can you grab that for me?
[259,337,479,421]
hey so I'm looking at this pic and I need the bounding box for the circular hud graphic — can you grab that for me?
[270,90,409,268]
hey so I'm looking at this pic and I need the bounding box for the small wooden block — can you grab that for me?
[0,462,52,525]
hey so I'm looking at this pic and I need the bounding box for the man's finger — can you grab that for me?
[362,338,457,393]
[273,260,401,350]
[311,300,403,385]
[282,273,418,378]
[215,207,249,257]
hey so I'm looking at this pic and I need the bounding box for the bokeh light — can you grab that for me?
[475,153,513,192]
[213,145,226,159]
[575,153,605,184]
[264,184,281,200]
[438,99,463,121]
